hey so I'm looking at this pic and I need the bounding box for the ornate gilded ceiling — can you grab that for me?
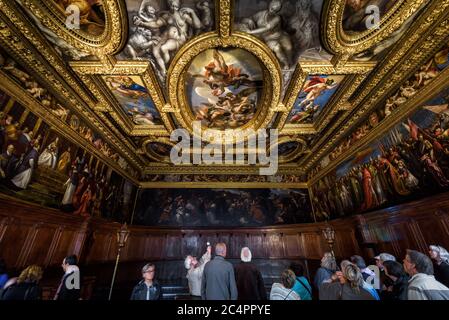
[0,0,448,188]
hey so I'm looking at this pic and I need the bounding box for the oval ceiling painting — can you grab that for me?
[185,48,264,130]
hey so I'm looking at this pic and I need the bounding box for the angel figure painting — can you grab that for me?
[52,0,105,35]
[186,48,264,130]
[287,75,344,124]
[103,75,163,126]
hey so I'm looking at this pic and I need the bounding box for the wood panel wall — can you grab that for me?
[1,191,449,284]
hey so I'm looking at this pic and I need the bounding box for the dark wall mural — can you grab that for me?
[134,188,313,227]
[311,86,449,221]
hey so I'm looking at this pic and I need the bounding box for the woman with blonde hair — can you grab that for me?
[270,269,300,300]
[0,265,43,300]
[319,262,375,300]
[313,252,337,292]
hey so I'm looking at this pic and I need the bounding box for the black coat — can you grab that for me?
[234,262,267,300]
[382,275,409,300]
[130,280,162,300]
[55,271,81,301]
[434,262,449,288]
[0,282,42,300]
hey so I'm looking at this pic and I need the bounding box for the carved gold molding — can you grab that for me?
[322,0,429,58]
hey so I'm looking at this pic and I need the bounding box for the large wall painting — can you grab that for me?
[311,86,449,221]
[186,48,263,129]
[0,89,135,222]
[134,188,313,227]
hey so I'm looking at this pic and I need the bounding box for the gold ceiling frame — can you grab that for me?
[19,0,128,66]
[308,65,449,187]
[279,61,377,135]
[166,31,282,143]
[142,137,176,163]
[269,135,307,164]
[322,0,429,64]
[70,60,174,137]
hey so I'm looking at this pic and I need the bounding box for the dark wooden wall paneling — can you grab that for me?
[2,191,449,296]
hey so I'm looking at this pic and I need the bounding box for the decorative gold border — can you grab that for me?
[279,61,376,133]
[269,136,306,164]
[142,137,175,163]
[70,60,174,136]
[20,0,128,63]
[167,32,281,140]
[321,0,428,57]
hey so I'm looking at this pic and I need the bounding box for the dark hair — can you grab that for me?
[350,255,366,269]
[289,262,305,277]
[0,258,6,274]
[281,269,296,289]
[64,255,78,266]
[407,249,434,275]
[383,260,406,278]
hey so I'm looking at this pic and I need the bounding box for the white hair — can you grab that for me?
[184,256,193,270]
[430,245,449,264]
[241,247,252,262]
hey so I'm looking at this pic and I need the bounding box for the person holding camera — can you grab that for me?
[185,243,211,299]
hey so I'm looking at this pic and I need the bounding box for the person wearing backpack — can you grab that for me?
[290,262,312,300]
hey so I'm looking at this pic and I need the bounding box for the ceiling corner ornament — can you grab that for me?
[19,0,128,58]
[321,0,429,55]
[167,32,282,138]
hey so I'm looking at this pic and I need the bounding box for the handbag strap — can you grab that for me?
[297,277,312,296]
[284,289,293,300]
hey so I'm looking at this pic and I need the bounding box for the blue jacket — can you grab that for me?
[292,276,312,300]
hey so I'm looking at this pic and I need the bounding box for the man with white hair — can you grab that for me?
[234,247,266,300]
[184,244,211,299]
[201,243,237,300]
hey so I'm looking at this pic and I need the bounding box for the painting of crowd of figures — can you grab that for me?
[134,188,313,227]
[0,88,136,223]
[311,84,449,221]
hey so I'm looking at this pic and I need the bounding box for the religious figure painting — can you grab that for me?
[51,0,106,36]
[287,75,344,124]
[311,86,449,221]
[343,0,396,32]
[134,188,313,227]
[118,0,215,84]
[103,75,163,126]
[186,48,264,129]
[0,88,135,221]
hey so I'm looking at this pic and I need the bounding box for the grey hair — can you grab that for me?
[379,253,396,262]
[407,249,434,275]
[215,243,226,256]
[321,252,337,271]
[430,245,449,264]
[141,263,155,274]
[342,262,364,294]
[241,247,252,262]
